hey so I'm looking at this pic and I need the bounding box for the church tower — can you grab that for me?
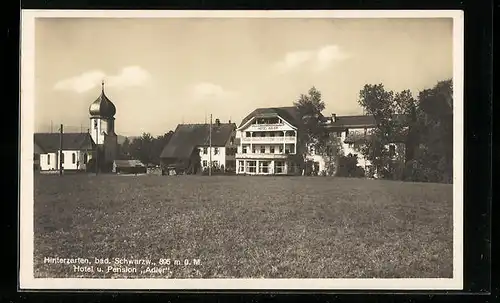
[89,81,118,166]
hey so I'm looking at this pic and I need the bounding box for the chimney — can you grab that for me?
[331,113,337,123]
[215,118,221,126]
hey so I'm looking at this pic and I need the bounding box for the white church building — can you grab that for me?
[34,82,119,172]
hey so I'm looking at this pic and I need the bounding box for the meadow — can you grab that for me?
[33,174,454,279]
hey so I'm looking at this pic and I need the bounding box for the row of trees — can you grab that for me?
[118,131,174,166]
[292,79,453,183]
[357,80,453,183]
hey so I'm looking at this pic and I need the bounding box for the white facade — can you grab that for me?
[39,150,94,172]
[305,127,374,175]
[90,117,118,164]
[235,116,298,175]
[199,146,235,170]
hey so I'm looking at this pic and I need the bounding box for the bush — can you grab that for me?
[336,154,365,178]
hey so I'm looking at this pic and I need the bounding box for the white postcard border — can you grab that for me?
[19,9,464,290]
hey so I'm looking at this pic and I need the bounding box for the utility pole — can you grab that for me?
[209,114,212,177]
[59,124,63,176]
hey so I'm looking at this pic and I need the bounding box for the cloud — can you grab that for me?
[190,82,237,101]
[54,66,151,93]
[274,44,350,73]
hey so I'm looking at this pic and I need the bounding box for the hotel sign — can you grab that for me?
[248,124,292,132]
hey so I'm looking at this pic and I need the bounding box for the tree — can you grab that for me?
[129,133,154,165]
[118,137,132,160]
[315,132,343,176]
[407,79,453,183]
[357,79,453,183]
[336,154,365,178]
[356,84,417,179]
[292,86,328,173]
[127,131,174,166]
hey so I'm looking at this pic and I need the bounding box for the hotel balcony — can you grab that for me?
[240,136,296,143]
[235,153,290,159]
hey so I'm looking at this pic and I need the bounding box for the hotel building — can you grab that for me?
[235,107,301,175]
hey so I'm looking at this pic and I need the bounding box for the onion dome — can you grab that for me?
[89,81,116,118]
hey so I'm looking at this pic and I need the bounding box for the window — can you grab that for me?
[247,161,256,173]
[60,152,65,163]
[389,144,396,158]
[260,146,265,153]
[275,161,285,173]
[213,160,219,167]
[246,132,251,137]
[203,160,207,167]
[242,146,247,154]
[337,131,342,137]
[238,161,244,172]
[83,153,88,164]
[260,132,265,137]
[252,147,256,153]
[203,147,208,154]
[47,154,50,165]
[270,146,275,153]
[214,147,219,155]
[72,153,76,164]
[270,132,275,137]
[279,146,283,153]
[259,161,270,173]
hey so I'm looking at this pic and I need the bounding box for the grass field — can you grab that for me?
[33,174,453,279]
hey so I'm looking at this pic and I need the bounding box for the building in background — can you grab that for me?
[112,159,147,174]
[88,81,118,169]
[34,82,121,173]
[235,107,406,176]
[34,132,95,172]
[235,107,301,175]
[159,120,237,174]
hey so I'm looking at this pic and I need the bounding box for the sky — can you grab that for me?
[34,17,453,136]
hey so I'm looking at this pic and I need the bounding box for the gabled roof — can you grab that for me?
[160,123,236,159]
[238,106,302,128]
[34,133,95,153]
[113,159,146,168]
[324,114,408,129]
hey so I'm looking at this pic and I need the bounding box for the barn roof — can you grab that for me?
[160,123,236,159]
[238,106,303,128]
[113,159,146,168]
[34,133,95,153]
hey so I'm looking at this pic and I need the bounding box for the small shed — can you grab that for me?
[113,159,147,174]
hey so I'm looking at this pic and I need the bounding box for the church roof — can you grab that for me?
[238,106,303,128]
[34,133,95,153]
[160,123,236,159]
[89,81,116,118]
